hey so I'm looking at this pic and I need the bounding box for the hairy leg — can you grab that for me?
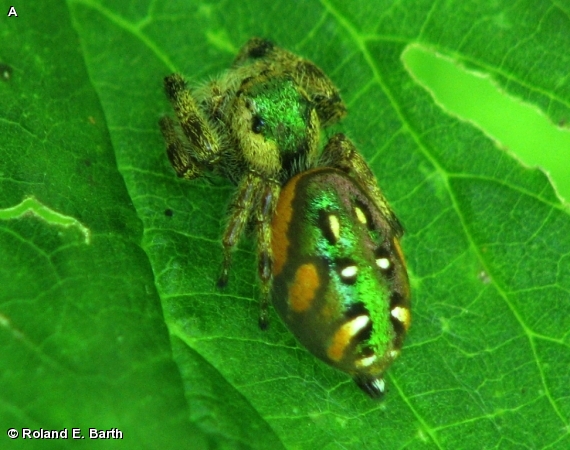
[162,74,222,177]
[322,133,403,236]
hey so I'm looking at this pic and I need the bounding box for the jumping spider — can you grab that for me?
[160,37,401,329]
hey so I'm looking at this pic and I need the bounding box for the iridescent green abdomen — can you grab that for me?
[271,167,410,398]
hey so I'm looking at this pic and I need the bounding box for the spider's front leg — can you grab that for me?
[322,133,403,236]
[160,74,222,179]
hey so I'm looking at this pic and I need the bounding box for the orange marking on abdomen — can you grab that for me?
[327,315,370,362]
[271,175,301,276]
[288,263,319,312]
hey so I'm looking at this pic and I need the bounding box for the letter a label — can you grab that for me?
[8,6,18,17]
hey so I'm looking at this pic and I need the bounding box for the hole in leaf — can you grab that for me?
[403,45,570,202]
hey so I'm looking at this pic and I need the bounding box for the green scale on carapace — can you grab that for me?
[246,77,312,156]
[271,167,411,398]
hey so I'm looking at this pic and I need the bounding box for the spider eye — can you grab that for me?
[312,94,325,103]
[252,115,265,133]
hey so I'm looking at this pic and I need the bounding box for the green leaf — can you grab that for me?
[1,1,569,449]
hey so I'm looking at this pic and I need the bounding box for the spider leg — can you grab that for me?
[254,180,280,330]
[159,116,202,179]
[217,172,262,288]
[233,37,275,65]
[322,133,403,236]
[162,74,222,177]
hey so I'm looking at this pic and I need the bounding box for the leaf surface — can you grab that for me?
[1,1,569,449]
